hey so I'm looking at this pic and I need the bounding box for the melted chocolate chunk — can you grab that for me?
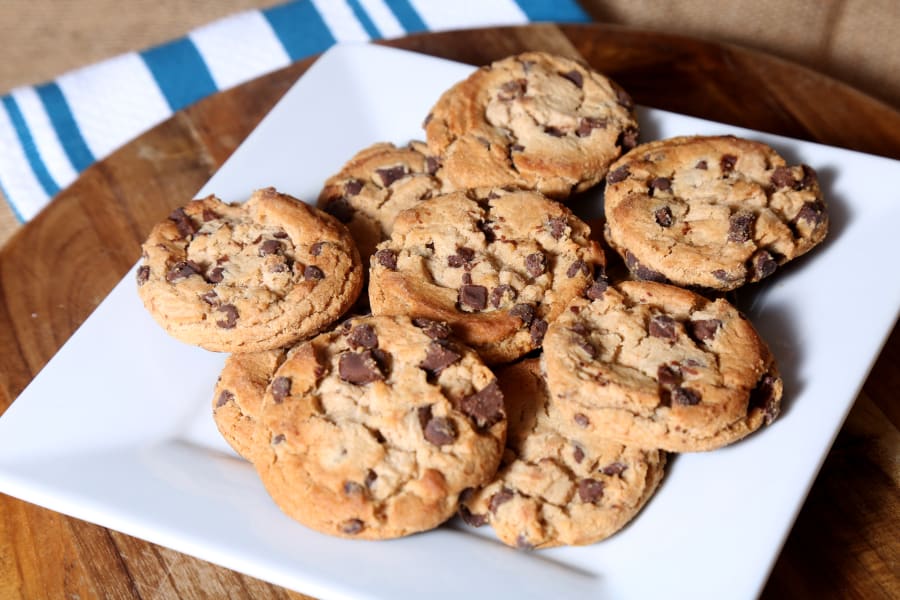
[578,478,605,503]
[271,434,285,445]
[207,266,225,283]
[341,519,364,535]
[574,413,590,427]
[216,304,239,329]
[566,260,589,278]
[770,166,795,189]
[412,318,452,340]
[657,364,682,387]
[459,285,488,311]
[728,212,756,243]
[795,201,826,225]
[602,462,627,476]
[375,165,407,187]
[419,342,461,377]
[649,177,671,194]
[459,505,487,527]
[459,380,504,429]
[689,319,722,343]
[498,78,527,100]
[748,373,780,424]
[477,219,496,243]
[200,290,218,305]
[516,535,535,550]
[304,265,325,280]
[799,164,817,190]
[751,250,778,280]
[259,239,283,256]
[649,315,677,341]
[490,284,517,308]
[425,156,441,175]
[548,217,567,239]
[616,127,639,151]
[270,376,291,403]
[343,481,365,496]
[423,416,458,446]
[365,469,378,487]
[615,86,635,109]
[347,324,378,349]
[720,154,737,174]
[525,252,546,277]
[561,69,583,88]
[201,208,220,222]
[655,206,674,227]
[168,207,198,239]
[576,117,607,137]
[672,386,702,406]
[530,319,548,345]
[489,488,514,513]
[136,265,150,285]
[544,126,565,137]
[324,197,354,223]
[510,303,535,325]
[573,445,585,463]
[375,248,398,270]
[448,247,476,268]
[339,351,385,385]
[344,179,363,196]
[607,165,630,184]
[695,160,708,170]
[166,260,202,283]
[310,241,324,256]
[585,277,609,300]
[215,390,234,408]
[625,251,667,282]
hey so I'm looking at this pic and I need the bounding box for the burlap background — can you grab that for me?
[0,0,897,245]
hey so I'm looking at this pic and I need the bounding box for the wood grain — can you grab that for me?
[0,24,897,599]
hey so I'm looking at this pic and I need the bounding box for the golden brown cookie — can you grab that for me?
[543,281,783,452]
[460,359,666,549]
[136,188,363,352]
[252,315,506,540]
[424,51,639,199]
[604,135,828,290]
[368,188,606,364]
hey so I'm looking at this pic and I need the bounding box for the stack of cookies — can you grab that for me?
[135,51,828,548]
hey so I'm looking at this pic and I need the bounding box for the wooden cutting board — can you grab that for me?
[1,24,897,599]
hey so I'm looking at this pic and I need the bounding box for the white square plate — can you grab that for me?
[2,44,899,600]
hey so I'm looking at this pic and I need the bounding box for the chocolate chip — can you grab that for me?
[578,478,605,503]
[561,69,583,88]
[168,207,198,239]
[489,488,514,513]
[548,217,567,239]
[566,260,589,278]
[344,179,363,196]
[375,249,397,270]
[341,519,364,535]
[216,304,238,329]
[324,197,354,223]
[271,434,285,445]
[477,220,496,243]
[607,165,630,184]
[417,405,433,430]
[166,260,202,283]
[419,342,461,377]
[770,166,795,188]
[602,462,627,476]
[749,373,780,425]
[259,240,283,257]
[423,112,433,127]
[459,380,504,429]
[448,247,475,268]
[412,318,452,340]
[268,263,289,274]
[577,338,596,358]
[573,445,585,463]
[585,277,609,300]
[216,390,234,408]
[616,127,638,151]
[672,386,701,406]
[574,413,590,427]
[720,154,737,174]
[695,160,708,170]
[510,303,535,325]
[271,376,291,403]
[459,285,488,311]
[799,164,817,190]
[655,206,674,227]
[544,126,565,137]
[365,469,378,487]
[200,290,218,305]
[625,251,667,282]
[615,86,635,109]
[136,265,150,286]
[310,241,324,256]
[348,324,378,349]
[375,165,407,187]
[459,505,488,527]
[657,364,682,387]
[712,269,732,282]
[576,117,607,137]
[339,351,385,385]
[343,481,365,496]
[689,319,722,343]
[207,266,225,283]
[530,319,548,345]
[304,265,325,280]
[201,208,219,222]
[525,252,546,277]
[490,284,516,308]
[751,250,778,280]
[516,535,535,550]
[728,212,756,243]
[796,201,826,225]
[650,177,671,194]
[510,143,525,152]
[462,273,473,285]
[424,416,458,446]
[649,315,677,341]
[498,79,527,100]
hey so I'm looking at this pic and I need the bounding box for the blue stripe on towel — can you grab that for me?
[141,38,218,111]
[263,1,336,61]
[1,96,60,198]
[382,0,428,33]
[346,0,382,39]
[0,173,26,223]
[513,0,591,22]
[35,82,95,173]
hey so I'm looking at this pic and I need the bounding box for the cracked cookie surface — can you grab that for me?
[604,135,828,290]
[368,188,606,364]
[317,141,445,264]
[425,51,639,199]
[543,281,783,452]
[252,315,506,540]
[460,359,665,549]
[137,188,363,352]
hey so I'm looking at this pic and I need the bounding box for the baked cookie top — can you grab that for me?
[460,359,665,549]
[425,51,639,199]
[212,348,288,461]
[137,188,363,352]
[252,315,506,540]
[603,135,828,290]
[368,188,606,364]
[543,281,783,452]
[317,141,445,264]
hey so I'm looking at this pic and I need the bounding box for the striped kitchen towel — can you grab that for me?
[0,0,590,224]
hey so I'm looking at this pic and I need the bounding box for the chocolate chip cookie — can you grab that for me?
[212,348,289,461]
[424,51,639,199]
[460,359,666,549]
[368,188,606,364]
[603,135,828,290]
[252,315,506,540]
[137,188,363,352]
[543,281,783,452]
[317,141,445,264]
